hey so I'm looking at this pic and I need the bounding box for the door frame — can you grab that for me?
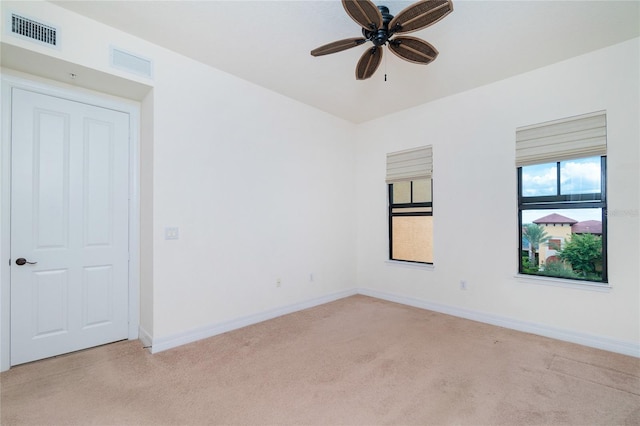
[0,73,141,371]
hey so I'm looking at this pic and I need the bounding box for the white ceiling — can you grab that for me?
[51,0,639,123]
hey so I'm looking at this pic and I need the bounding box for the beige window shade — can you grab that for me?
[516,111,606,167]
[386,146,433,183]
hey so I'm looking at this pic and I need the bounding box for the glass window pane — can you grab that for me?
[392,181,411,204]
[391,216,433,263]
[412,179,431,203]
[521,162,558,196]
[560,156,601,195]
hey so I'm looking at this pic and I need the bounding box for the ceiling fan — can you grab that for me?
[311,0,453,80]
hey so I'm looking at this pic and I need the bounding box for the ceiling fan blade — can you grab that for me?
[342,0,383,30]
[389,0,453,34]
[388,36,438,65]
[310,37,367,56]
[356,46,382,80]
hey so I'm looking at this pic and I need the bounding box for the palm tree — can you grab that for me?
[522,223,550,266]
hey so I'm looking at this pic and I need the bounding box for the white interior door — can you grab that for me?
[10,88,130,366]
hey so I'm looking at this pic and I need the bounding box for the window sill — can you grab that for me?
[514,274,611,292]
[386,260,434,271]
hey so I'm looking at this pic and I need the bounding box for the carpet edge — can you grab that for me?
[358,287,640,358]
[149,289,358,353]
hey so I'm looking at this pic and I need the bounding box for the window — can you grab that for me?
[387,146,433,264]
[516,111,607,283]
[548,239,562,251]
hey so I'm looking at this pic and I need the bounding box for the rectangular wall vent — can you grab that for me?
[110,47,153,79]
[11,13,57,47]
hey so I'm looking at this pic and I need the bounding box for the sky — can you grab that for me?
[521,156,602,224]
[521,157,601,197]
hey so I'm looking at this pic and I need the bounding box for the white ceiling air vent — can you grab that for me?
[110,47,153,79]
[10,13,58,47]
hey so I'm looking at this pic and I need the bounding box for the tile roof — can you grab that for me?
[533,213,578,225]
[571,220,602,234]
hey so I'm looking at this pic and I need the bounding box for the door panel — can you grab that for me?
[83,265,113,327]
[11,88,130,366]
[33,269,68,337]
[84,118,114,246]
[34,109,70,249]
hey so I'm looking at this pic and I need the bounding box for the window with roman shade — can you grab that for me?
[387,146,433,264]
[516,111,607,283]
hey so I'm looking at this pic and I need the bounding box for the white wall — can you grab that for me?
[355,38,640,352]
[150,54,357,339]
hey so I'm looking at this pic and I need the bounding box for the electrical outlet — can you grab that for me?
[276,278,281,287]
[460,280,467,290]
[165,227,179,240]
[309,273,314,282]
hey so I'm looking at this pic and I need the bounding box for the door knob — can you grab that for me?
[15,258,37,266]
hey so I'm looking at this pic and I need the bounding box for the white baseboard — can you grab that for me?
[141,286,639,359]
[357,287,640,358]
[149,289,358,354]
[138,326,153,350]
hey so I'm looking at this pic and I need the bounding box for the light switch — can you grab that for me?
[165,227,179,240]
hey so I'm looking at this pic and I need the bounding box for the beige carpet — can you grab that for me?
[1,295,639,425]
